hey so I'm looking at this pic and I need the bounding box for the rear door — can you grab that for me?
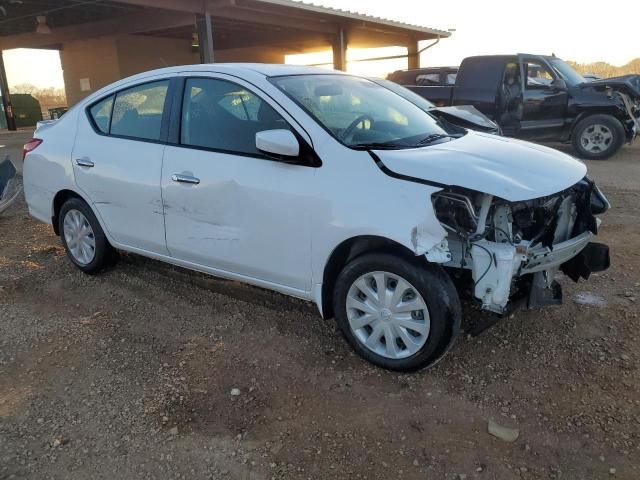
[517,55,568,140]
[72,78,172,254]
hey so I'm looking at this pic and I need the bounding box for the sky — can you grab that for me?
[299,0,640,67]
[2,0,639,89]
[3,48,65,89]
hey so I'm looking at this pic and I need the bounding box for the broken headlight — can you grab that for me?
[432,192,478,235]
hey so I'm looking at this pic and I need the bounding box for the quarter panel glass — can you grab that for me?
[89,95,114,134]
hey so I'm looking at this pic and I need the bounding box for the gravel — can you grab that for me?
[1,141,639,479]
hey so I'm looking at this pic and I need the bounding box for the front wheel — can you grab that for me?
[333,253,461,371]
[572,114,625,160]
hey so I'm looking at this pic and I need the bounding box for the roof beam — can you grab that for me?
[112,0,205,13]
[213,29,330,51]
[347,27,413,49]
[210,5,338,35]
[0,10,195,50]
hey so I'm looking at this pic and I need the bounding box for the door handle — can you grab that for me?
[172,174,200,185]
[75,158,94,168]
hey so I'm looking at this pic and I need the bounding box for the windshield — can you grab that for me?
[547,57,585,86]
[368,77,436,111]
[270,74,461,149]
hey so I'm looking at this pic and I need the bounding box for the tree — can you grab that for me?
[568,58,640,77]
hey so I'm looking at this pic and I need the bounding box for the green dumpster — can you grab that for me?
[12,94,43,127]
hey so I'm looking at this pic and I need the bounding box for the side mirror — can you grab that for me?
[551,78,567,90]
[256,129,299,158]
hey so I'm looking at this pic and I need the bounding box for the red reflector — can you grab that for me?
[23,138,43,160]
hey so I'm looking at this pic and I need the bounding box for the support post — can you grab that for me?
[407,40,419,70]
[332,26,347,71]
[0,51,16,131]
[195,12,214,64]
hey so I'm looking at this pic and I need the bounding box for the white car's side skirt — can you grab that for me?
[110,241,314,304]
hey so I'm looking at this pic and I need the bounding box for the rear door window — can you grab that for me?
[110,80,169,140]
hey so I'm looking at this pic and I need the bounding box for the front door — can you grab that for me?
[161,75,316,292]
[518,56,568,140]
[72,79,171,254]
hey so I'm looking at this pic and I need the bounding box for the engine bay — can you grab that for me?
[430,178,610,313]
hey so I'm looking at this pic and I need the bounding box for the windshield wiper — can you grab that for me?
[417,133,461,145]
[349,142,409,150]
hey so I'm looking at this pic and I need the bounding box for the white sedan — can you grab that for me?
[23,64,610,370]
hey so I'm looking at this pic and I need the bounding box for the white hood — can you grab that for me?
[374,131,587,201]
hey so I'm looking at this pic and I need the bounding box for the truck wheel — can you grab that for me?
[333,253,462,371]
[572,114,625,160]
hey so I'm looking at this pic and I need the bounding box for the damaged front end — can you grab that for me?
[0,158,21,215]
[586,75,640,143]
[428,178,610,314]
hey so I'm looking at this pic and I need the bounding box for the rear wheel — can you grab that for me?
[59,197,116,274]
[333,253,461,371]
[572,114,625,160]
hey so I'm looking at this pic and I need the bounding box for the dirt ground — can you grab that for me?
[1,134,638,479]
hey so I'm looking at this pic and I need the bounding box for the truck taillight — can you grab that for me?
[23,138,43,160]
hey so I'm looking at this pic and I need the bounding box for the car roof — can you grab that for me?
[233,63,345,77]
[77,63,349,107]
[129,63,345,80]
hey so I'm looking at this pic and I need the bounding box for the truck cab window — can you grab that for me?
[524,61,554,88]
[416,73,440,86]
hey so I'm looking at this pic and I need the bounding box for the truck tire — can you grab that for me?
[572,114,625,160]
[333,253,462,371]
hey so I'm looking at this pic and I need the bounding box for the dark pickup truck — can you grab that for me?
[389,54,640,159]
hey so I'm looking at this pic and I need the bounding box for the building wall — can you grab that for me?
[60,35,288,106]
[116,35,199,78]
[59,37,121,106]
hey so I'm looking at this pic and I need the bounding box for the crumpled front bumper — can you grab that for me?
[469,233,610,314]
[521,230,594,274]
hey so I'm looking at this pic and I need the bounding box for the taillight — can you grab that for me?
[23,138,43,160]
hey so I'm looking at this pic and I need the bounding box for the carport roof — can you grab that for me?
[249,0,451,38]
[0,0,451,51]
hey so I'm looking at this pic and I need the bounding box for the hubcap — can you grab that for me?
[346,271,430,359]
[63,209,96,265]
[580,124,613,154]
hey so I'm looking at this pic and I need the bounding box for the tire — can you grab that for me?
[58,197,117,274]
[572,114,625,160]
[333,253,462,371]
